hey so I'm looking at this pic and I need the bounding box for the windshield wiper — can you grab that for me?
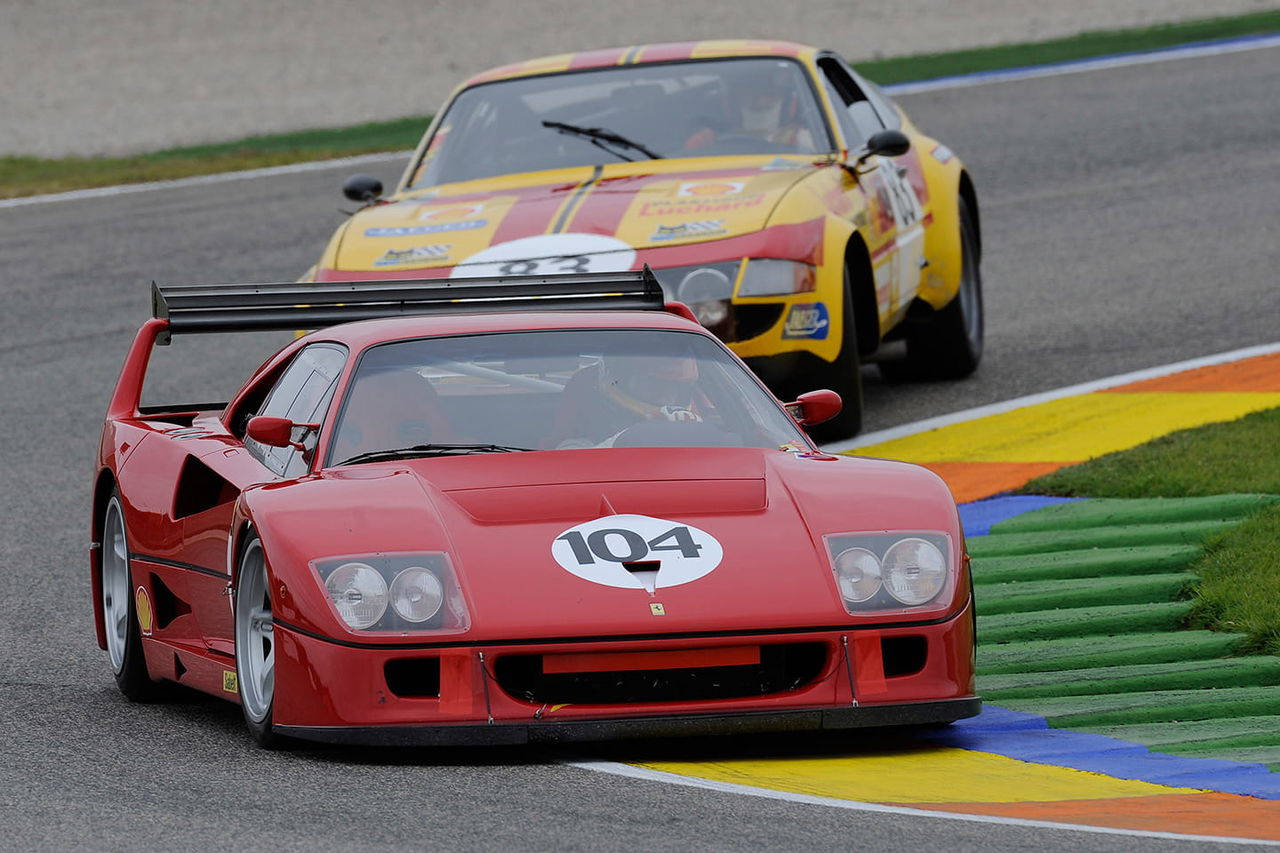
[336,443,533,467]
[541,120,663,161]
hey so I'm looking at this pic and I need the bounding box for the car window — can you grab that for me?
[816,56,887,147]
[245,343,346,477]
[410,58,835,188]
[326,329,809,464]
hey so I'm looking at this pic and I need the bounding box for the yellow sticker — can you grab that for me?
[223,671,239,694]
[134,586,153,636]
[650,603,666,616]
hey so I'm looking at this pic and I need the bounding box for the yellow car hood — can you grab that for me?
[333,160,818,273]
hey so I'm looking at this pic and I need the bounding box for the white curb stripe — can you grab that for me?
[886,32,1280,95]
[823,341,1280,454]
[566,759,1280,846]
[4,33,1277,210]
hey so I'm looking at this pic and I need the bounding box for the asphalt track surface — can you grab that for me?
[1,48,1277,851]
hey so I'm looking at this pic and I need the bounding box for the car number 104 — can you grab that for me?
[557,525,702,565]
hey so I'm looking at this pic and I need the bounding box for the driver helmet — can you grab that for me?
[598,349,701,420]
[731,61,795,136]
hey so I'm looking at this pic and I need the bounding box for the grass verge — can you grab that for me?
[1021,406,1280,655]
[4,10,1280,200]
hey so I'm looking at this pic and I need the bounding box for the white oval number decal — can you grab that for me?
[552,514,723,592]
[450,233,636,278]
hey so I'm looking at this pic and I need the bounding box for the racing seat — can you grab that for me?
[331,369,455,461]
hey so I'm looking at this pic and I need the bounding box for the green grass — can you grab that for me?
[4,10,1279,200]
[1021,407,1280,655]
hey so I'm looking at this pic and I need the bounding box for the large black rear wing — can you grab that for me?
[151,268,668,344]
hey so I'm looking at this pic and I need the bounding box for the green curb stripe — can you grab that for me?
[977,631,1246,675]
[969,519,1236,557]
[980,657,1280,700]
[978,601,1191,643]
[1161,745,1280,772]
[972,544,1202,584]
[1086,716,1280,747]
[989,494,1280,534]
[974,572,1194,616]
[1003,686,1280,728]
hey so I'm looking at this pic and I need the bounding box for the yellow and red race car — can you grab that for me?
[310,40,983,437]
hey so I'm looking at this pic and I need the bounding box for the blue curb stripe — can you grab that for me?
[959,495,1082,538]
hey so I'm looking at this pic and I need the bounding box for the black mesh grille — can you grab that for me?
[493,642,827,705]
[733,304,785,341]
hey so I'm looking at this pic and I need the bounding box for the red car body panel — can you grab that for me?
[92,290,977,744]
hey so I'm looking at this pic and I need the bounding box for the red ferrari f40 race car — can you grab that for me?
[91,270,977,747]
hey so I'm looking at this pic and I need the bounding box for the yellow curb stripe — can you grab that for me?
[637,747,1199,804]
[855,392,1280,463]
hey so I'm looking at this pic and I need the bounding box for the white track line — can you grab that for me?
[823,341,1280,454]
[5,34,1278,210]
[567,759,1280,847]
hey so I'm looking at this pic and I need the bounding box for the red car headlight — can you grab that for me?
[312,552,469,633]
[825,532,954,615]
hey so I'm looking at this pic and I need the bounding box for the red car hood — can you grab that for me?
[249,447,960,642]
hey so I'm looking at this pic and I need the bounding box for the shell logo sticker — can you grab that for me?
[552,514,723,594]
[134,586,154,636]
[418,203,485,222]
[677,181,745,197]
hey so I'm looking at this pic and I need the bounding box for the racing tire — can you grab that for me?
[804,272,864,442]
[879,197,984,381]
[234,534,286,749]
[101,491,166,702]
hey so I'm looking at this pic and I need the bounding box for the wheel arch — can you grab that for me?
[958,170,981,262]
[843,232,880,358]
[90,469,120,649]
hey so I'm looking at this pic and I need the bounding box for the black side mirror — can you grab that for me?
[852,129,912,172]
[342,174,384,203]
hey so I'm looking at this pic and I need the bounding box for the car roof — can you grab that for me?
[304,308,711,349]
[464,39,819,88]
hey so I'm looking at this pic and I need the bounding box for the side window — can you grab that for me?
[245,344,346,477]
[818,56,893,148]
[847,66,903,131]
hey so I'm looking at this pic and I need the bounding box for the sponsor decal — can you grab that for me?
[451,233,635,278]
[638,194,765,217]
[649,220,727,242]
[782,302,831,339]
[552,514,724,594]
[677,180,745,197]
[375,245,452,266]
[222,671,239,694]
[364,221,486,237]
[418,203,485,222]
[930,143,955,164]
[134,586,153,636]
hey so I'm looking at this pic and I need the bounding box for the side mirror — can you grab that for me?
[342,173,384,203]
[853,129,912,170]
[784,389,842,426]
[247,416,311,449]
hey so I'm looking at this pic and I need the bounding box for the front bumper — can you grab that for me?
[271,601,977,746]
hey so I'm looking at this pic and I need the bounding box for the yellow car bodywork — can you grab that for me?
[311,40,981,435]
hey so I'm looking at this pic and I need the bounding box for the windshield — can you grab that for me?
[410,58,833,188]
[326,329,810,464]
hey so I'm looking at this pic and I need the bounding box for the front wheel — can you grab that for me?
[234,535,283,748]
[804,275,864,442]
[101,492,165,702]
[879,197,984,381]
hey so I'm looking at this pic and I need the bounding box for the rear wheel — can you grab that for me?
[101,492,164,702]
[804,273,864,442]
[879,197,984,381]
[234,535,283,748]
